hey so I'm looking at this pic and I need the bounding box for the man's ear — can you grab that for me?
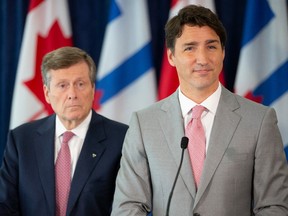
[43,85,51,104]
[167,49,175,67]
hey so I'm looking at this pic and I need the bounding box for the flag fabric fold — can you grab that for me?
[158,0,216,100]
[10,0,72,129]
[235,0,288,159]
[95,0,157,124]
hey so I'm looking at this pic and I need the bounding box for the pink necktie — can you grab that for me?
[55,131,74,216]
[185,105,206,189]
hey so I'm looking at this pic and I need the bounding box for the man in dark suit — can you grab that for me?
[0,47,128,216]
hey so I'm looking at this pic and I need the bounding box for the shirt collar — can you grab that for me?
[179,83,222,117]
[56,110,92,139]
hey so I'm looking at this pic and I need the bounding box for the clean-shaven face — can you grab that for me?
[168,25,225,100]
[44,61,95,129]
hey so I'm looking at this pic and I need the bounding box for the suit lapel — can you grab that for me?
[160,91,197,199]
[34,115,56,216]
[194,87,241,206]
[67,111,107,215]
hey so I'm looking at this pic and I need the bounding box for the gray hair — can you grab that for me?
[41,46,96,88]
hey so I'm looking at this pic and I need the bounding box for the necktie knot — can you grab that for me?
[192,105,206,119]
[62,131,74,144]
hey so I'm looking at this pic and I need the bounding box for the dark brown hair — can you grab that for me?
[165,5,227,53]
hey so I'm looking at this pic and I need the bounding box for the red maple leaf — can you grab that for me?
[24,21,72,121]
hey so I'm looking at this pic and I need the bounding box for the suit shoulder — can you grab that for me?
[222,87,270,112]
[95,114,128,131]
[229,92,279,123]
[136,94,173,115]
[234,93,270,111]
[11,115,54,133]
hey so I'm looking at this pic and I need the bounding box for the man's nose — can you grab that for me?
[196,48,208,65]
[67,86,77,100]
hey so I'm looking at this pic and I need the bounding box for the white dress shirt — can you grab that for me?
[54,110,92,178]
[179,83,221,152]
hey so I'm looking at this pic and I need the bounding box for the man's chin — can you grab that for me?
[66,106,82,111]
[63,112,82,122]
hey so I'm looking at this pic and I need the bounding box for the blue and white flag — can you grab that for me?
[235,0,288,159]
[95,0,157,124]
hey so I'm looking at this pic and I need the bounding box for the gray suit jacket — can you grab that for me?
[112,87,288,216]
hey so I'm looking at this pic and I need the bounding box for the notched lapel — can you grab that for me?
[34,115,56,216]
[67,113,107,215]
[195,88,241,206]
[160,92,197,199]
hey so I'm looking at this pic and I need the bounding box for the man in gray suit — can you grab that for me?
[111,5,288,216]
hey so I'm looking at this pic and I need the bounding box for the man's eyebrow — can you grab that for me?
[182,41,198,47]
[206,39,220,44]
[182,39,220,46]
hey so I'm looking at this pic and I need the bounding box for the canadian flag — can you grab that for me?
[10,0,72,129]
[158,0,218,100]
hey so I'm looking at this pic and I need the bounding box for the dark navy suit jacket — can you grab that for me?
[0,110,128,215]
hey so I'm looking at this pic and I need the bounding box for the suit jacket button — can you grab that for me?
[193,213,200,216]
